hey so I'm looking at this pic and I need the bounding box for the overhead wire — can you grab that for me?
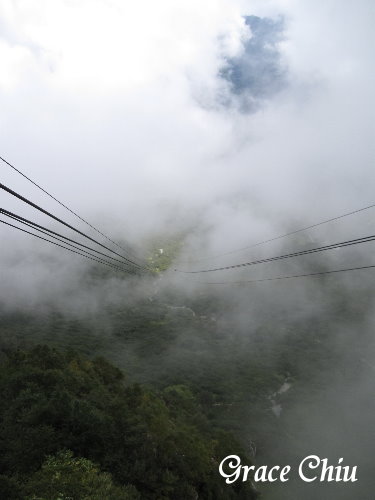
[0,219,136,274]
[3,213,375,284]
[0,182,149,272]
[3,157,375,281]
[196,263,375,286]
[0,208,138,273]
[0,155,147,266]
[175,233,375,273]
[186,201,375,263]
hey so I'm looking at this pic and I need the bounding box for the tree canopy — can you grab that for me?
[0,345,256,499]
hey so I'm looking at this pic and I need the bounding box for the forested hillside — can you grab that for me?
[0,344,255,499]
[0,253,373,499]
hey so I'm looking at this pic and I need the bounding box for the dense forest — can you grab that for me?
[0,344,255,499]
[0,241,374,499]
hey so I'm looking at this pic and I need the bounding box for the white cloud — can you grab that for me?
[0,0,373,253]
[0,0,246,92]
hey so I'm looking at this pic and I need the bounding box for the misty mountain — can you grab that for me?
[0,1,374,499]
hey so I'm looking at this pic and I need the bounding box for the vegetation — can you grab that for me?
[145,234,184,273]
[0,242,373,499]
[0,345,255,499]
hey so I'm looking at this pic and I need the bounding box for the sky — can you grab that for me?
[0,0,374,287]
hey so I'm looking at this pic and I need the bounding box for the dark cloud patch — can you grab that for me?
[220,15,287,111]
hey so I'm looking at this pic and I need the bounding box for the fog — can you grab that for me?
[0,1,374,498]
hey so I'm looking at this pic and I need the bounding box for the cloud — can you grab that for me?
[0,0,373,279]
[0,6,374,497]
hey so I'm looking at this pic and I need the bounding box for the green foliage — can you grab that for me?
[0,345,256,500]
[23,450,139,500]
[145,234,183,272]
[0,240,373,498]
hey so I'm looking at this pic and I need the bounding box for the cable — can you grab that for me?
[0,155,146,266]
[196,263,375,285]
[0,218,134,273]
[0,182,149,272]
[0,208,138,272]
[187,202,375,263]
[0,219,135,274]
[0,211,138,274]
[175,233,375,273]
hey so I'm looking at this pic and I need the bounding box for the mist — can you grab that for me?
[0,1,374,498]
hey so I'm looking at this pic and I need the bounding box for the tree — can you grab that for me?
[23,450,139,500]
[0,345,257,499]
